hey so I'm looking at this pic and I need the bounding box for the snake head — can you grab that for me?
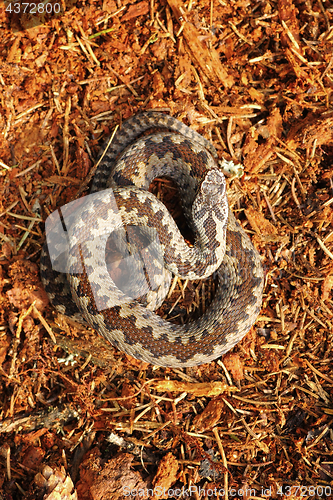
[191,169,229,236]
[200,169,226,205]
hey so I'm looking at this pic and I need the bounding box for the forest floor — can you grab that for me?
[1,0,333,498]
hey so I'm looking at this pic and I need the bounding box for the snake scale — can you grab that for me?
[40,112,264,368]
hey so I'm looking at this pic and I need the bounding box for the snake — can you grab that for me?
[40,112,264,368]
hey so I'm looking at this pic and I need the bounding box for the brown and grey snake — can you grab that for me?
[40,112,263,368]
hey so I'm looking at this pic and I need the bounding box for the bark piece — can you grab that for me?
[152,453,178,500]
[166,0,233,87]
[192,398,225,432]
[77,451,150,500]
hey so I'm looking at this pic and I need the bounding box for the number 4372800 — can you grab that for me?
[277,485,332,496]
[5,2,61,14]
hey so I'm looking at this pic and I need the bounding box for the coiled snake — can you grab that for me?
[40,112,263,368]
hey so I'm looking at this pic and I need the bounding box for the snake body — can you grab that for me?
[41,112,263,367]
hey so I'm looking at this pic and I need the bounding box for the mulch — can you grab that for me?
[0,0,333,498]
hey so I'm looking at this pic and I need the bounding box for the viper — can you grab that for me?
[40,112,264,367]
